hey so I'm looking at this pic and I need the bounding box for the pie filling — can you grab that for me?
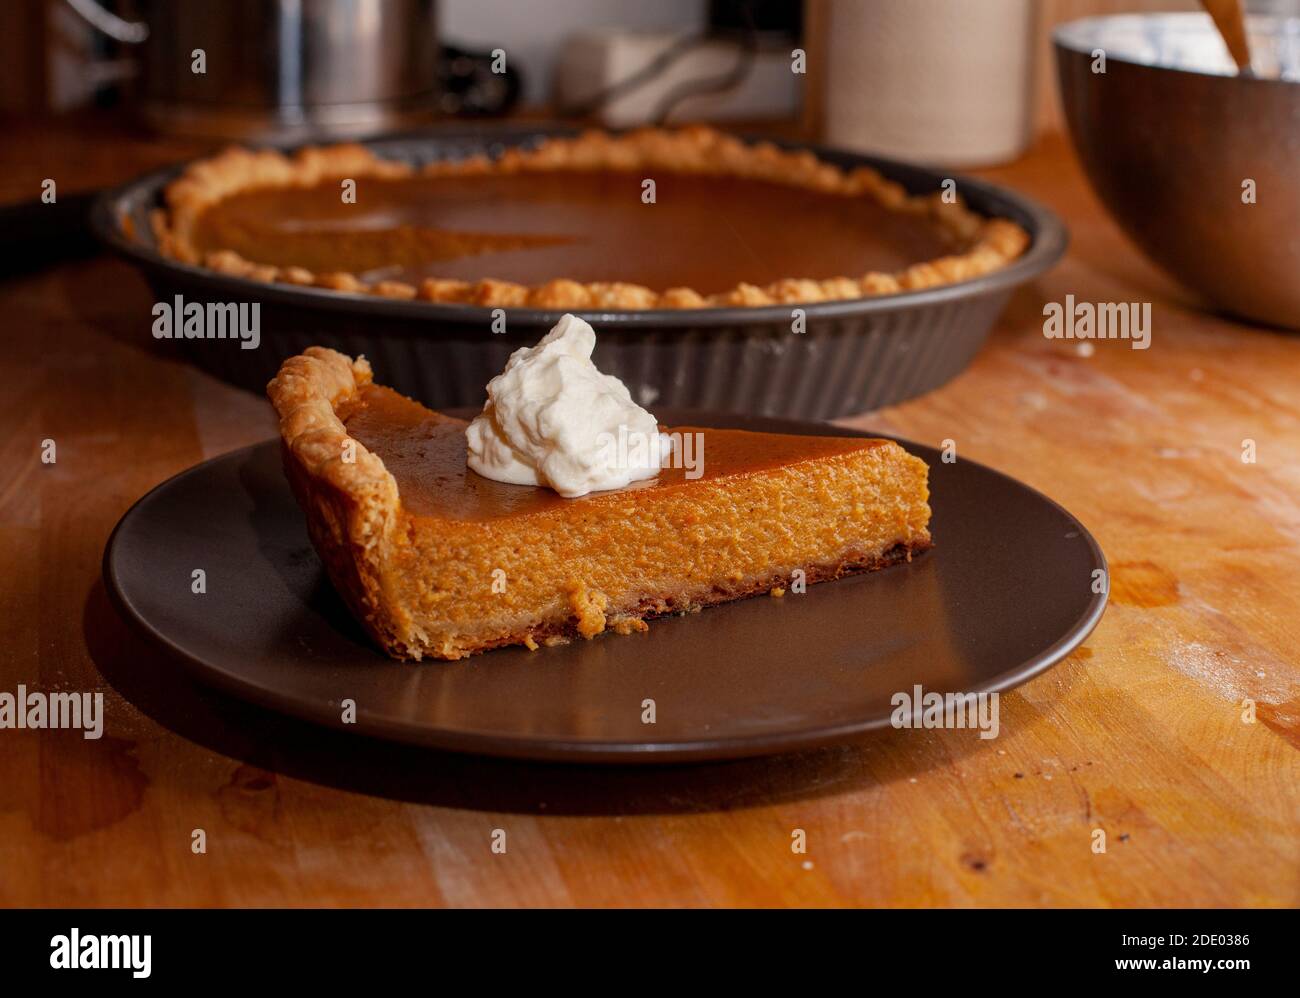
[157,127,1032,309]
[339,381,901,521]
[191,170,956,295]
[356,399,931,656]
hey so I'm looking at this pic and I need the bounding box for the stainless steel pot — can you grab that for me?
[66,0,442,139]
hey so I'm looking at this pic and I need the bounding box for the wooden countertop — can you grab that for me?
[1,121,1296,908]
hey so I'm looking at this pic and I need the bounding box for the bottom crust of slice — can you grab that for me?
[412,538,932,661]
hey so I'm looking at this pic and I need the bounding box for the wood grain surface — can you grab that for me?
[0,122,1296,908]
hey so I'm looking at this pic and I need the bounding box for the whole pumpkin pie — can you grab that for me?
[267,320,933,661]
[158,126,1029,310]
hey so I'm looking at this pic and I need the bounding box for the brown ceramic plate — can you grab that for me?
[103,410,1106,764]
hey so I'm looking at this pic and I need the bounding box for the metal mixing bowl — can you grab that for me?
[1055,13,1300,329]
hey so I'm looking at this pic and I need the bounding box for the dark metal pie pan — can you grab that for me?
[103,409,1106,765]
[91,124,1067,418]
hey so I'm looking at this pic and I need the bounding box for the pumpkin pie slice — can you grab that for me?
[268,348,933,660]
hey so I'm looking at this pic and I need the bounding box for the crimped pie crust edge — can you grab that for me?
[266,347,423,657]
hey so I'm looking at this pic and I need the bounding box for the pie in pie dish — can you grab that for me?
[158,126,1029,310]
[267,339,934,661]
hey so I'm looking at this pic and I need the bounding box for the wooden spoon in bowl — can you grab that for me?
[1202,0,1254,74]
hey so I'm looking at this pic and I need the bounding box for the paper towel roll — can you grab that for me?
[824,0,1037,167]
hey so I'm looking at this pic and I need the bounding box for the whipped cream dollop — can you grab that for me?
[465,314,671,498]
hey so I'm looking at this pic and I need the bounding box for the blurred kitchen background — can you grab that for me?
[0,0,1266,168]
[3,0,1297,301]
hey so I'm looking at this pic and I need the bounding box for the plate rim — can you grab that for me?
[103,417,1108,764]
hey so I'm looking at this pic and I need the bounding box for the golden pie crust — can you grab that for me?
[158,126,1030,310]
[267,346,933,660]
